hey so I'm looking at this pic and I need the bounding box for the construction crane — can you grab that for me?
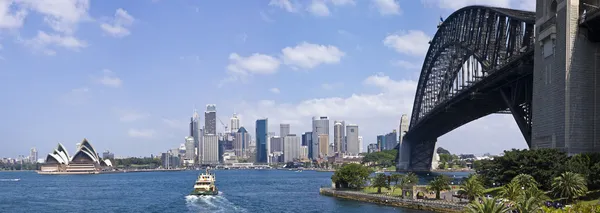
[217,117,229,133]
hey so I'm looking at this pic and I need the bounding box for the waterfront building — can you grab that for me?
[300,145,308,160]
[270,136,283,152]
[377,135,385,151]
[41,139,113,173]
[234,127,250,158]
[280,124,290,137]
[196,128,204,165]
[230,113,240,133]
[318,134,329,158]
[29,147,38,163]
[202,134,219,165]
[333,121,344,156]
[312,116,329,159]
[283,134,300,162]
[256,118,268,163]
[385,130,398,151]
[205,104,217,135]
[345,124,359,155]
[184,136,195,164]
[303,132,313,159]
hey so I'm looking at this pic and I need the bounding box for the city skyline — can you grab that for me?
[0,0,531,158]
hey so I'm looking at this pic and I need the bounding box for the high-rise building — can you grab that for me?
[197,128,204,164]
[202,134,219,165]
[367,143,378,153]
[191,109,200,162]
[256,118,268,163]
[304,132,313,159]
[300,145,308,160]
[385,130,398,151]
[377,135,385,151]
[234,127,250,158]
[398,114,409,167]
[333,121,344,156]
[358,136,363,153]
[230,113,240,133]
[30,147,38,163]
[283,134,300,162]
[270,136,283,152]
[318,134,329,158]
[280,124,290,137]
[312,116,329,159]
[346,124,359,155]
[102,150,114,159]
[205,104,217,135]
[184,136,195,162]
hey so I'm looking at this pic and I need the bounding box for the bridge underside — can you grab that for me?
[581,9,600,42]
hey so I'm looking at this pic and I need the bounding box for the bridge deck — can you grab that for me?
[581,8,600,42]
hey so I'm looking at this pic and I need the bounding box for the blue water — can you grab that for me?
[0,170,468,213]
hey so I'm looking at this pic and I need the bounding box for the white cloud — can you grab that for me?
[281,42,345,69]
[269,0,299,13]
[100,8,135,38]
[17,0,91,35]
[115,109,149,122]
[307,0,330,16]
[421,0,533,11]
[60,87,90,105]
[514,0,535,11]
[0,0,27,30]
[383,30,431,57]
[128,129,155,138]
[373,0,401,15]
[392,60,421,70]
[269,87,281,94]
[220,53,281,86]
[96,69,122,88]
[21,31,87,55]
[329,0,355,6]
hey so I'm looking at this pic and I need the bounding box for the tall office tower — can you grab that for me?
[283,134,300,162]
[328,143,334,157]
[333,121,343,156]
[301,133,307,146]
[304,132,313,159]
[346,124,359,155]
[204,104,217,135]
[184,136,195,162]
[230,113,240,133]
[312,116,329,159]
[377,135,385,151]
[29,147,38,163]
[256,118,268,163]
[197,128,204,165]
[202,134,219,165]
[270,136,283,152]
[280,124,290,137]
[385,130,398,151]
[358,136,363,153]
[300,146,308,160]
[333,120,346,153]
[234,127,250,158]
[191,109,200,157]
[318,134,329,158]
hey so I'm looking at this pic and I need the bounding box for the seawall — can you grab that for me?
[319,188,465,213]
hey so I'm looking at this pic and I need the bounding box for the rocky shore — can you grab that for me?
[319,188,465,213]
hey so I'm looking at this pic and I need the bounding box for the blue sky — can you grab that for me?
[0,0,534,158]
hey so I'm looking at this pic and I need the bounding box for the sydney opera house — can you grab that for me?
[40,139,113,174]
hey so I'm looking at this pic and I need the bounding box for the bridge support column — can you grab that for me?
[397,138,410,171]
[407,139,437,171]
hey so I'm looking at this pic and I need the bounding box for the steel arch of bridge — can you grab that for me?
[398,6,536,171]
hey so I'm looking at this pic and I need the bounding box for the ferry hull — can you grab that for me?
[190,190,219,196]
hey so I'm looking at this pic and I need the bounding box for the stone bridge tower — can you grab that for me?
[533,0,600,154]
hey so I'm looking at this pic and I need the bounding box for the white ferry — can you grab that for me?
[190,168,218,196]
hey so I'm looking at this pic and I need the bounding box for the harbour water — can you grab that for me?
[0,170,470,213]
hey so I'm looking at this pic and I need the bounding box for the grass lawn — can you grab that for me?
[362,186,405,197]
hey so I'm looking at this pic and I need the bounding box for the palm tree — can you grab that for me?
[499,182,522,204]
[551,171,588,204]
[513,187,549,213]
[371,173,390,194]
[426,175,451,199]
[465,197,510,213]
[390,173,404,193]
[404,172,419,185]
[511,174,539,190]
[460,174,485,201]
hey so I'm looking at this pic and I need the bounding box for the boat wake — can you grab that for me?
[0,179,20,182]
[185,193,247,213]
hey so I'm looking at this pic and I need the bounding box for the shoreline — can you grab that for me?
[36,168,186,175]
[319,188,465,213]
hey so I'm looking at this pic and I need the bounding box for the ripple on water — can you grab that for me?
[185,193,248,213]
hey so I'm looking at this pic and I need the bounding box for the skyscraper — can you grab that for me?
[385,130,398,151]
[230,113,240,133]
[377,135,385,151]
[270,136,283,152]
[304,132,313,159]
[191,109,200,163]
[358,136,363,153]
[202,134,219,165]
[234,127,249,158]
[346,124,359,155]
[333,121,343,156]
[197,128,204,165]
[184,136,195,163]
[256,118,268,163]
[280,124,290,137]
[30,147,38,163]
[283,134,300,162]
[205,104,217,135]
[312,116,329,159]
[398,114,409,163]
[318,134,329,158]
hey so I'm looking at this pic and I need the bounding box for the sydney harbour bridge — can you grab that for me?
[395,1,600,171]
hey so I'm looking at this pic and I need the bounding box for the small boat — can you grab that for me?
[190,168,219,196]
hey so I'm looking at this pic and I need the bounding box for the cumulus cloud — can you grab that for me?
[307,0,330,16]
[100,8,135,38]
[269,0,299,13]
[281,42,345,69]
[421,0,534,11]
[373,0,402,15]
[269,87,281,94]
[128,129,155,138]
[384,30,431,57]
[95,69,123,88]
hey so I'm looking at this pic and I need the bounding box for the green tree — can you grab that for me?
[426,175,451,199]
[390,173,404,193]
[371,173,390,194]
[331,163,372,189]
[460,174,485,201]
[551,171,588,204]
[499,182,522,204]
[465,197,510,213]
[404,172,419,185]
[511,174,539,190]
[513,187,549,213]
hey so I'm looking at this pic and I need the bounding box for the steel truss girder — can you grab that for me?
[499,78,532,147]
[408,139,436,171]
[410,6,535,128]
